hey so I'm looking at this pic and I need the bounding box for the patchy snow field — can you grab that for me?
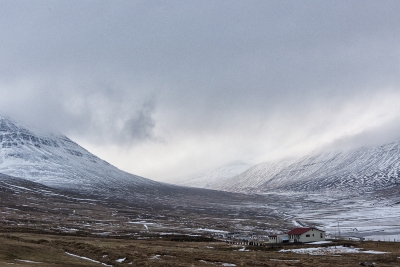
[279,245,388,255]
[281,192,400,241]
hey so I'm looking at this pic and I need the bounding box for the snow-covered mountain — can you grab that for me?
[0,115,162,195]
[212,142,400,194]
[170,161,252,189]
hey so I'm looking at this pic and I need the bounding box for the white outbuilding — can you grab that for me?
[268,233,289,243]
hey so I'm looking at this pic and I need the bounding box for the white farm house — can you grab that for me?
[287,227,325,243]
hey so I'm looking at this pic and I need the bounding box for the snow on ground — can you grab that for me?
[197,228,229,233]
[279,245,388,255]
[238,246,249,252]
[149,255,161,260]
[115,257,126,263]
[292,220,302,227]
[270,259,300,262]
[16,259,42,263]
[307,241,332,244]
[199,260,236,266]
[65,252,113,266]
[128,221,155,225]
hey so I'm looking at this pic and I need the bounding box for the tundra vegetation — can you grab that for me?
[1,175,400,266]
[1,233,400,266]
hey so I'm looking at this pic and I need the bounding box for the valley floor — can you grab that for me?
[1,231,400,266]
[2,174,400,266]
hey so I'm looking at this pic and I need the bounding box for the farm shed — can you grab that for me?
[268,233,289,243]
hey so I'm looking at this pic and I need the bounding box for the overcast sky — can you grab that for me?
[1,0,400,181]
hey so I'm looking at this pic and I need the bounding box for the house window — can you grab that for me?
[320,233,323,238]
[306,234,310,237]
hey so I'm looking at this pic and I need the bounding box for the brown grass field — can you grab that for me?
[1,232,400,267]
[1,177,400,266]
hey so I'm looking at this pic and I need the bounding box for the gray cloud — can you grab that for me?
[1,1,400,180]
[121,99,156,143]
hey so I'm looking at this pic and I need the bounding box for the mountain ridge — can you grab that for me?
[211,141,400,194]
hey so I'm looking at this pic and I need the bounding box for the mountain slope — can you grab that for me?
[170,161,252,189]
[213,142,400,193]
[0,115,161,195]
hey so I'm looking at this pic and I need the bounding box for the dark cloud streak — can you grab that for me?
[122,99,157,144]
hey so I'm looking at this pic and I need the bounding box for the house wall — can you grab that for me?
[268,234,289,243]
[268,236,278,243]
[297,229,325,242]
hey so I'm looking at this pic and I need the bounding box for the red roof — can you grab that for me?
[287,228,313,235]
